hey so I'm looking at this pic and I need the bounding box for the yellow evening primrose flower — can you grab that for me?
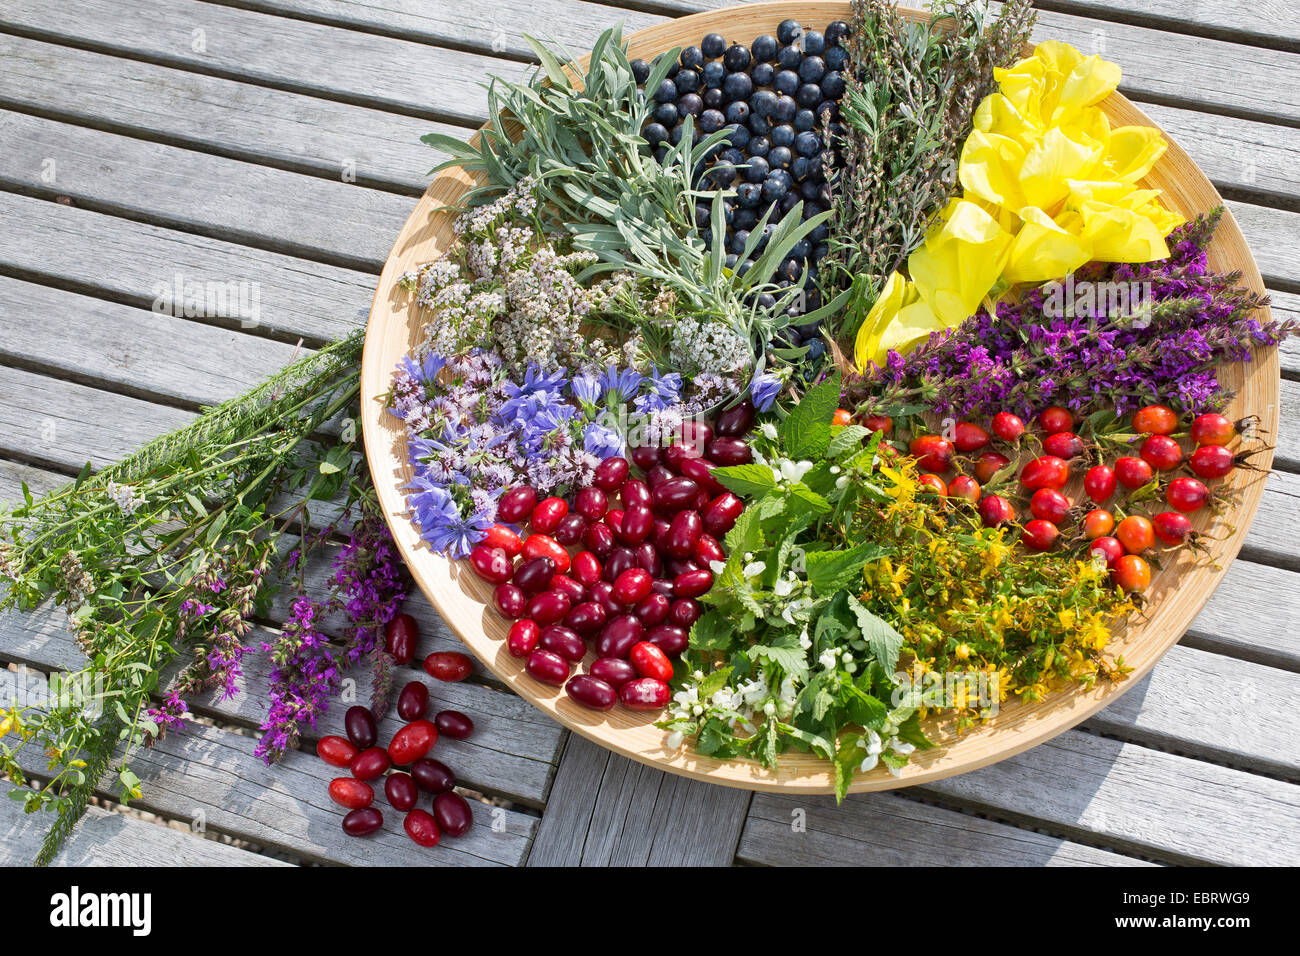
[907,197,1014,327]
[854,41,1183,374]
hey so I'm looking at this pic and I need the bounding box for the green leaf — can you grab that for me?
[695,717,731,756]
[805,541,890,594]
[710,463,776,499]
[690,610,733,652]
[827,424,870,459]
[846,595,905,673]
[698,666,734,701]
[745,631,808,681]
[833,739,866,802]
[780,371,842,460]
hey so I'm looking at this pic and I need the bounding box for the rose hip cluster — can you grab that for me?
[467,402,756,714]
[319,613,477,849]
[890,402,1249,594]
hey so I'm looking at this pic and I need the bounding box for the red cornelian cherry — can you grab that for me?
[592,456,630,490]
[397,681,429,722]
[423,651,473,682]
[496,486,537,523]
[317,735,358,768]
[384,612,419,665]
[522,533,570,573]
[404,808,442,848]
[619,677,671,711]
[507,619,541,658]
[482,523,523,557]
[566,674,617,710]
[575,486,609,520]
[612,567,654,606]
[525,648,570,685]
[388,719,438,766]
[468,544,513,584]
[329,777,374,810]
[529,496,569,535]
[342,808,384,837]
[350,747,391,781]
[630,641,674,682]
[433,792,473,838]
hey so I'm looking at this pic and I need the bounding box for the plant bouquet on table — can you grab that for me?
[389,0,1294,800]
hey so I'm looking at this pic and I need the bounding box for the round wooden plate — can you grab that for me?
[361,1,1279,793]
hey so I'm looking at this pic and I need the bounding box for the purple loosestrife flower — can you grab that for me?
[257,596,338,762]
[144,691,189,745]
[855,211,1292,420]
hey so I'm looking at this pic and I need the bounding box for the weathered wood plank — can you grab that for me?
[527,733,751,866]
[1185,559,1300,670]
[0,0,522,127]
[738,791,1158,866]
[1227,201,1300,292]
[0,110,412,272]
[0,364,194,472]
[0,275,305,408]
[9,711,538,866]
[5,0,1300,130]
[913,729,1300,865]
[1083,644,1300,778]
[0,594,559,806]
[0,191,371,344]
[1140,103,1300,211]
[0,33,451,193]
[0,781,294,866]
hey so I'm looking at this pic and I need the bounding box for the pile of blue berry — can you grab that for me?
[631,18,851,359]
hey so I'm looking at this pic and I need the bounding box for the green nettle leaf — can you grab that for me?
[847,594,905,673]
[833,739,867,802]
[690,610,734,651]
[805,541,891,594]
[698,666,735,700]
[827,423,871,458]
[711,463,776,498]
[695,717,732,756]
[745,631,808,681]
[784,483,832,517]
[843,683,889,729]
[895,711,936,751]
[780,371,843,460]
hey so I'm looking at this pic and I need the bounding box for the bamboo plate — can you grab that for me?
[361,1,1279,794]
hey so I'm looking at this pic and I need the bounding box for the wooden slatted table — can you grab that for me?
[1,0,1297,867]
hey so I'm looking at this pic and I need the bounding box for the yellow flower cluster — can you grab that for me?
[855,40,1184,370]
